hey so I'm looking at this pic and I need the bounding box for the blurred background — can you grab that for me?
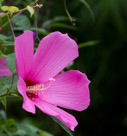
[0,0,127,136]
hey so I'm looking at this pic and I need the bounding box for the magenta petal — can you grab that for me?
[35,100,78,131]
[14,30,34,79]
[29,32,78,83]
[42,70,90,111]
[0,57,11,77]
[17,77,35,114]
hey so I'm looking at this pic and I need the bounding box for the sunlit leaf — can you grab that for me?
[1,6,19,14]
[50,116,73,136]
[78,40,100,48]
[1,6,8,11]
[6,53,16,73]
[27,5,34,17]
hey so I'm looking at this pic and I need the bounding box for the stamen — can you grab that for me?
[26,77,55,93]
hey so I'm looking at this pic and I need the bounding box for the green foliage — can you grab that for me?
[66,61,74,70]
[6,53,16,73]
[78,40,100,48]
[0,111,53,136]
[5,119,18,132]
[79,0,94,21]
[50,116,73,136]
[12,15,31,29]
[0,0,4,9]
[42,16,77,30]
[0,96,6,109]
[0,75,18,108]
[0,34,14,46]
[0,84,10,95]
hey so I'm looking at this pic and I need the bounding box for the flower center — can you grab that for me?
[26,78,55,100]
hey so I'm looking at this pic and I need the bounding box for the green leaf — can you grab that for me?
[0,84,10,95]
[12,15,31,29]
[52,22,77,30]
[0,0,4,8]
[0,34,8,41]
[1,6,19,14]
[0,0,1,9]
[0,34,14,45]
[40,130,53,136]
[50,116,73,136]
[0,110,6,121]
[31,27,49,35]
[0,76,12,85]
[42,16,69,28]
[78,40,100,48]
[66,61,74,70]
[0,97,7,109]
[9,74,18,92]
[4,119,17,132]
[6,53,16,73]
[27,5,34,17]
[0,75,18,93]
[79,0,94,21]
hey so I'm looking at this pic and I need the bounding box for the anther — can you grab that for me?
[26,77,55,93]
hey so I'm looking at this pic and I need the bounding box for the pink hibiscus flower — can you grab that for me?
[15,30,90,131]
[0,57,11,77]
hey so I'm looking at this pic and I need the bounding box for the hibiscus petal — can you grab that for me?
[17,77,35,114]
[29,32,78,83]
[42,70,90,111]
[0,57,11,77]
[14,30,34,79]
[35,100,78,131]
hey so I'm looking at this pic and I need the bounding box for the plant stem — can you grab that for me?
[64,0,75,26]
[7,14,15,39]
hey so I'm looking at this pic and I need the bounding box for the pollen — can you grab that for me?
[26,77,55,98]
